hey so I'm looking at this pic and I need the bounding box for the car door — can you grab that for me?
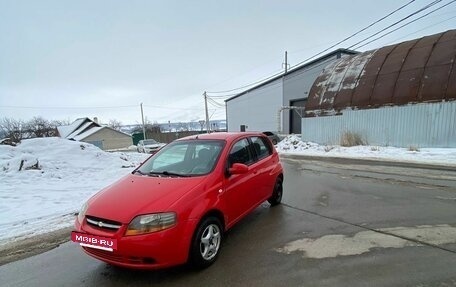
[222,137,257,226]
[249,136,276,202]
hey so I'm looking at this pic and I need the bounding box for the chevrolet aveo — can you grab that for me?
[72,132,284,269]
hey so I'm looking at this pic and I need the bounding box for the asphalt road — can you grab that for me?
[1,158,456,287]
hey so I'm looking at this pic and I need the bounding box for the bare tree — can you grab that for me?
[52,119,71,127]
[26,116,58,138]
[0,117,74,141]
[108,119,123,131]
[132,117,161,135]
[0,117,26,142]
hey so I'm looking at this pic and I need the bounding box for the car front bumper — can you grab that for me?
[74,218,196,269]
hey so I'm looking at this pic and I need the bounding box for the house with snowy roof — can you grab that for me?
[57,117,132,150]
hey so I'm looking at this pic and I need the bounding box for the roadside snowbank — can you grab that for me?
[276,135,456,167]
[0,138,149,244]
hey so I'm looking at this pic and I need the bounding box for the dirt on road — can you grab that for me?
[0,227,72,266]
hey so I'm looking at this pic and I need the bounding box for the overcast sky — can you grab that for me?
[0,0,455,125]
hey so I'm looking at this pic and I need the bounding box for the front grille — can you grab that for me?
[86,215,122,231]
[84,247,156,265]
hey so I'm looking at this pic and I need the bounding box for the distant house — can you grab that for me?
[57,118,132,150]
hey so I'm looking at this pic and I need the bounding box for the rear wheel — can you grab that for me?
[189,216,222,269]
[268,178,283,206]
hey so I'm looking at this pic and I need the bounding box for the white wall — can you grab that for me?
[227,79,282,132]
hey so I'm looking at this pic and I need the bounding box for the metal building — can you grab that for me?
[225,49,358,133]
[303,29,456,148]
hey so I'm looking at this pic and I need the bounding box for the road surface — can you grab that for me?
[1,158,456,287]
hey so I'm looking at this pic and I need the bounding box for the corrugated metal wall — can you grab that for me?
[301,101,456,148]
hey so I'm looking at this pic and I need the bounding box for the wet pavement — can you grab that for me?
[1,158,456,287]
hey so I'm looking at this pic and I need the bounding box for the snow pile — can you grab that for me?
[0,138,149,244]
[276,135,323,152]
[276,135,456,166]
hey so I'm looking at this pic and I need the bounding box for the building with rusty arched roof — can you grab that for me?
[303,29,456,148]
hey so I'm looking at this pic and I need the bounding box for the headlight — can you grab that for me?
[125,212,176,236]
[78,202,88,224]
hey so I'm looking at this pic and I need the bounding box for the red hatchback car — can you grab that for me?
[72,132,284,269]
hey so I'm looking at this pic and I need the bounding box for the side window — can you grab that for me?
[228,138,254,166]
[250,136,272,160]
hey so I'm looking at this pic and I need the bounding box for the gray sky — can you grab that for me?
[1,0,455,125]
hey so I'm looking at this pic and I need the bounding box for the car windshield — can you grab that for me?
[143,139,159,145]
[137,139,225,177]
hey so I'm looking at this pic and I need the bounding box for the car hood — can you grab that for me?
[86,174,205,224]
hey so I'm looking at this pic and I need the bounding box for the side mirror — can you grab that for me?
[228,163,249,175]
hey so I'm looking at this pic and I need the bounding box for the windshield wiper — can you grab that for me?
[148,171,189,177]
[133,170,147,175]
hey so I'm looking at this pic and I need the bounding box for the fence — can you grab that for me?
[301,101,456,148]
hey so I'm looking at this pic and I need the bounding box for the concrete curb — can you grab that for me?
[279,153,456,172]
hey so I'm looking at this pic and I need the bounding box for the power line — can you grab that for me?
[209,92,245,98]
[206,96,226,108]
[205,0,417,96]
[346,0,446,50]
[207,97,224,106]
[0,103,204,111]
[221,58,336,103]
[206,57,281,91]
[206,95,233,99]
[289,0,418,70]
[143,104,202,111]
[0,105,138,109]
[206,68,284,94]
[205,0,453,100]
[385,13,456,44]
[352,0,456,50]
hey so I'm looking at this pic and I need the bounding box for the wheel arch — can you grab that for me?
[199,209,226,232]
[277,173,284,182]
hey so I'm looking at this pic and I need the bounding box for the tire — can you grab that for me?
[268,177,283,206]
[189,216,223,269]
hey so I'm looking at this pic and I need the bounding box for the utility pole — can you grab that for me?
[140,103,146,140]
[284,51,288,73]
[204,91,210,133]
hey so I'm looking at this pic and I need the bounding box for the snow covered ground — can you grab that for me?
[0,138,149,245]
[0,135,455,245]
[276,135,456,167]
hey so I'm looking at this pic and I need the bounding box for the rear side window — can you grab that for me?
[250,136,272,160]
[228,138,254,166]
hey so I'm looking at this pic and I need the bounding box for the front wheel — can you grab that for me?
[189,217,223,269]
[268,178,283,206]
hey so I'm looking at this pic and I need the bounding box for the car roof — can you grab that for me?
[178,132,266,142]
